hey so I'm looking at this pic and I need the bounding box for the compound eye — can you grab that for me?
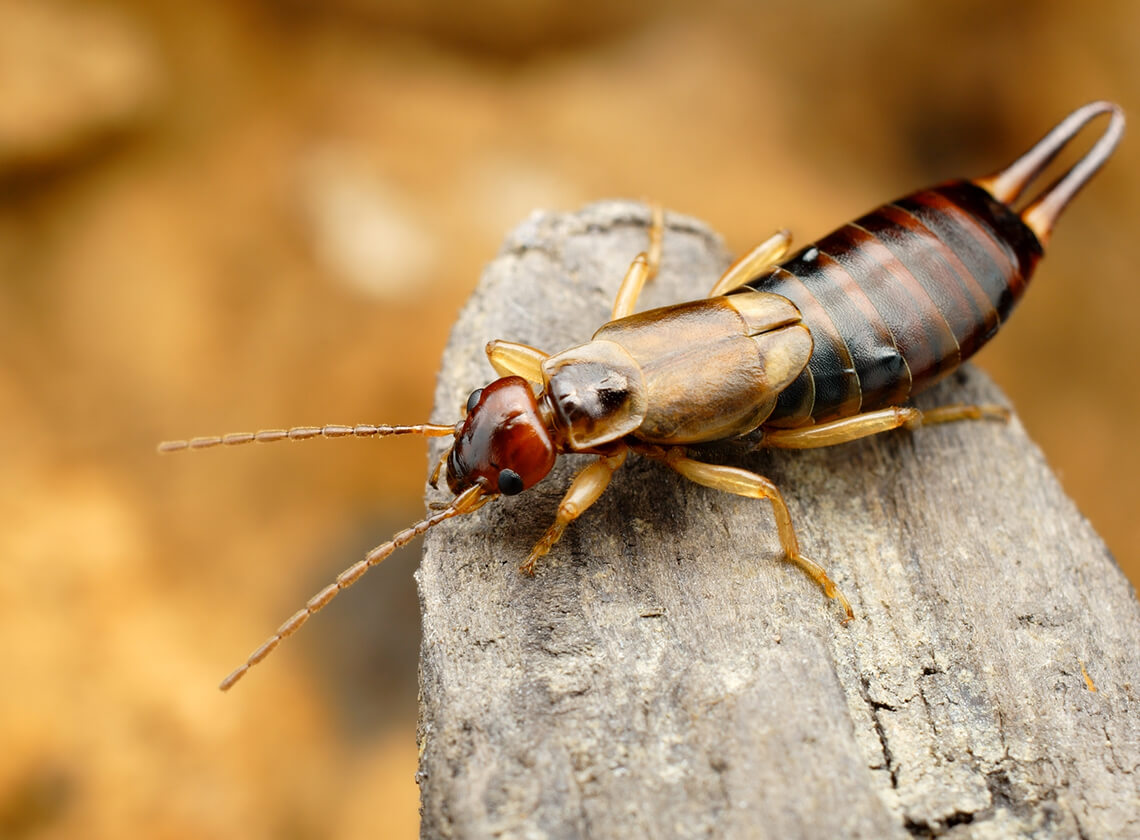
[465,388,484,414]
[498,468,524,496]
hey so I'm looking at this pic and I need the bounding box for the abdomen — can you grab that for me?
[740,180,1044,427]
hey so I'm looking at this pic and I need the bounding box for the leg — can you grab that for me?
[644,446,852,620]
[762,404,1010,450]
[646,203,664,282]
[707,229,793,297]
[429,444,451,488]
[610,204,665,320]
[486,340,549,382]
[520,446,628,574]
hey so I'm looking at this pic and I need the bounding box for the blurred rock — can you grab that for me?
[298,147,442,299]
[0,0,162,178]
[282,0,667,56]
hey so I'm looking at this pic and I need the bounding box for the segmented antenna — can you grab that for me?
[158,417,469,687]
[218,484,491,691]
[158,422,456,453]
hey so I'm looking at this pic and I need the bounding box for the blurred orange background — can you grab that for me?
[2,1,1137,837]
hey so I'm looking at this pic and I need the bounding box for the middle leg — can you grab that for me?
[610,205,665,320]
[640,445,853,620]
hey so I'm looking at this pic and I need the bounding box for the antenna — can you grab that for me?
[218,484,491,691]
[158,422,456,453]
[158,416,471,688]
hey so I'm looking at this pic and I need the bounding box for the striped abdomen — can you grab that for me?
[739,180,1044,427]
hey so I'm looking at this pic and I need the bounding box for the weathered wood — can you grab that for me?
[416,201,1140,839]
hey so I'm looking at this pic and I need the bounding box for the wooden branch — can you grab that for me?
[417,201,1140,839]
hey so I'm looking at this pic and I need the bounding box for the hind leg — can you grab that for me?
[762,404,1010,450]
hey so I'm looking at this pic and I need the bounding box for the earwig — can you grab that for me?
[161,102,1124,690]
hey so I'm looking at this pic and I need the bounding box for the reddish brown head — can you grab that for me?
[446,376,557,496]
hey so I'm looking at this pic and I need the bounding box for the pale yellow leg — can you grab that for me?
[485,340,549,382]
[762,404,1010,450]
[707,230,793,297]
[645,203,664,282]
[520,446,629,574]
[611,254,651,321]
[642,445,853,621]
[610,204,665,320]
[429,444,451,488]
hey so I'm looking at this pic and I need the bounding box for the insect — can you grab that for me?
[161,101,1123,690]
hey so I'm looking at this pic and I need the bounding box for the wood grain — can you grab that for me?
[417,201,1140,839]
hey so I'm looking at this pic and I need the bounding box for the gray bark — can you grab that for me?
[416,201,1140,839]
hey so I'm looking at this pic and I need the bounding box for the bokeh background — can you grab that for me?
[2,1,1136,837]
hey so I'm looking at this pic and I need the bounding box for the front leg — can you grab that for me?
[485,340,549,382]
[521,446,629,574]
[639,444,853,621]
